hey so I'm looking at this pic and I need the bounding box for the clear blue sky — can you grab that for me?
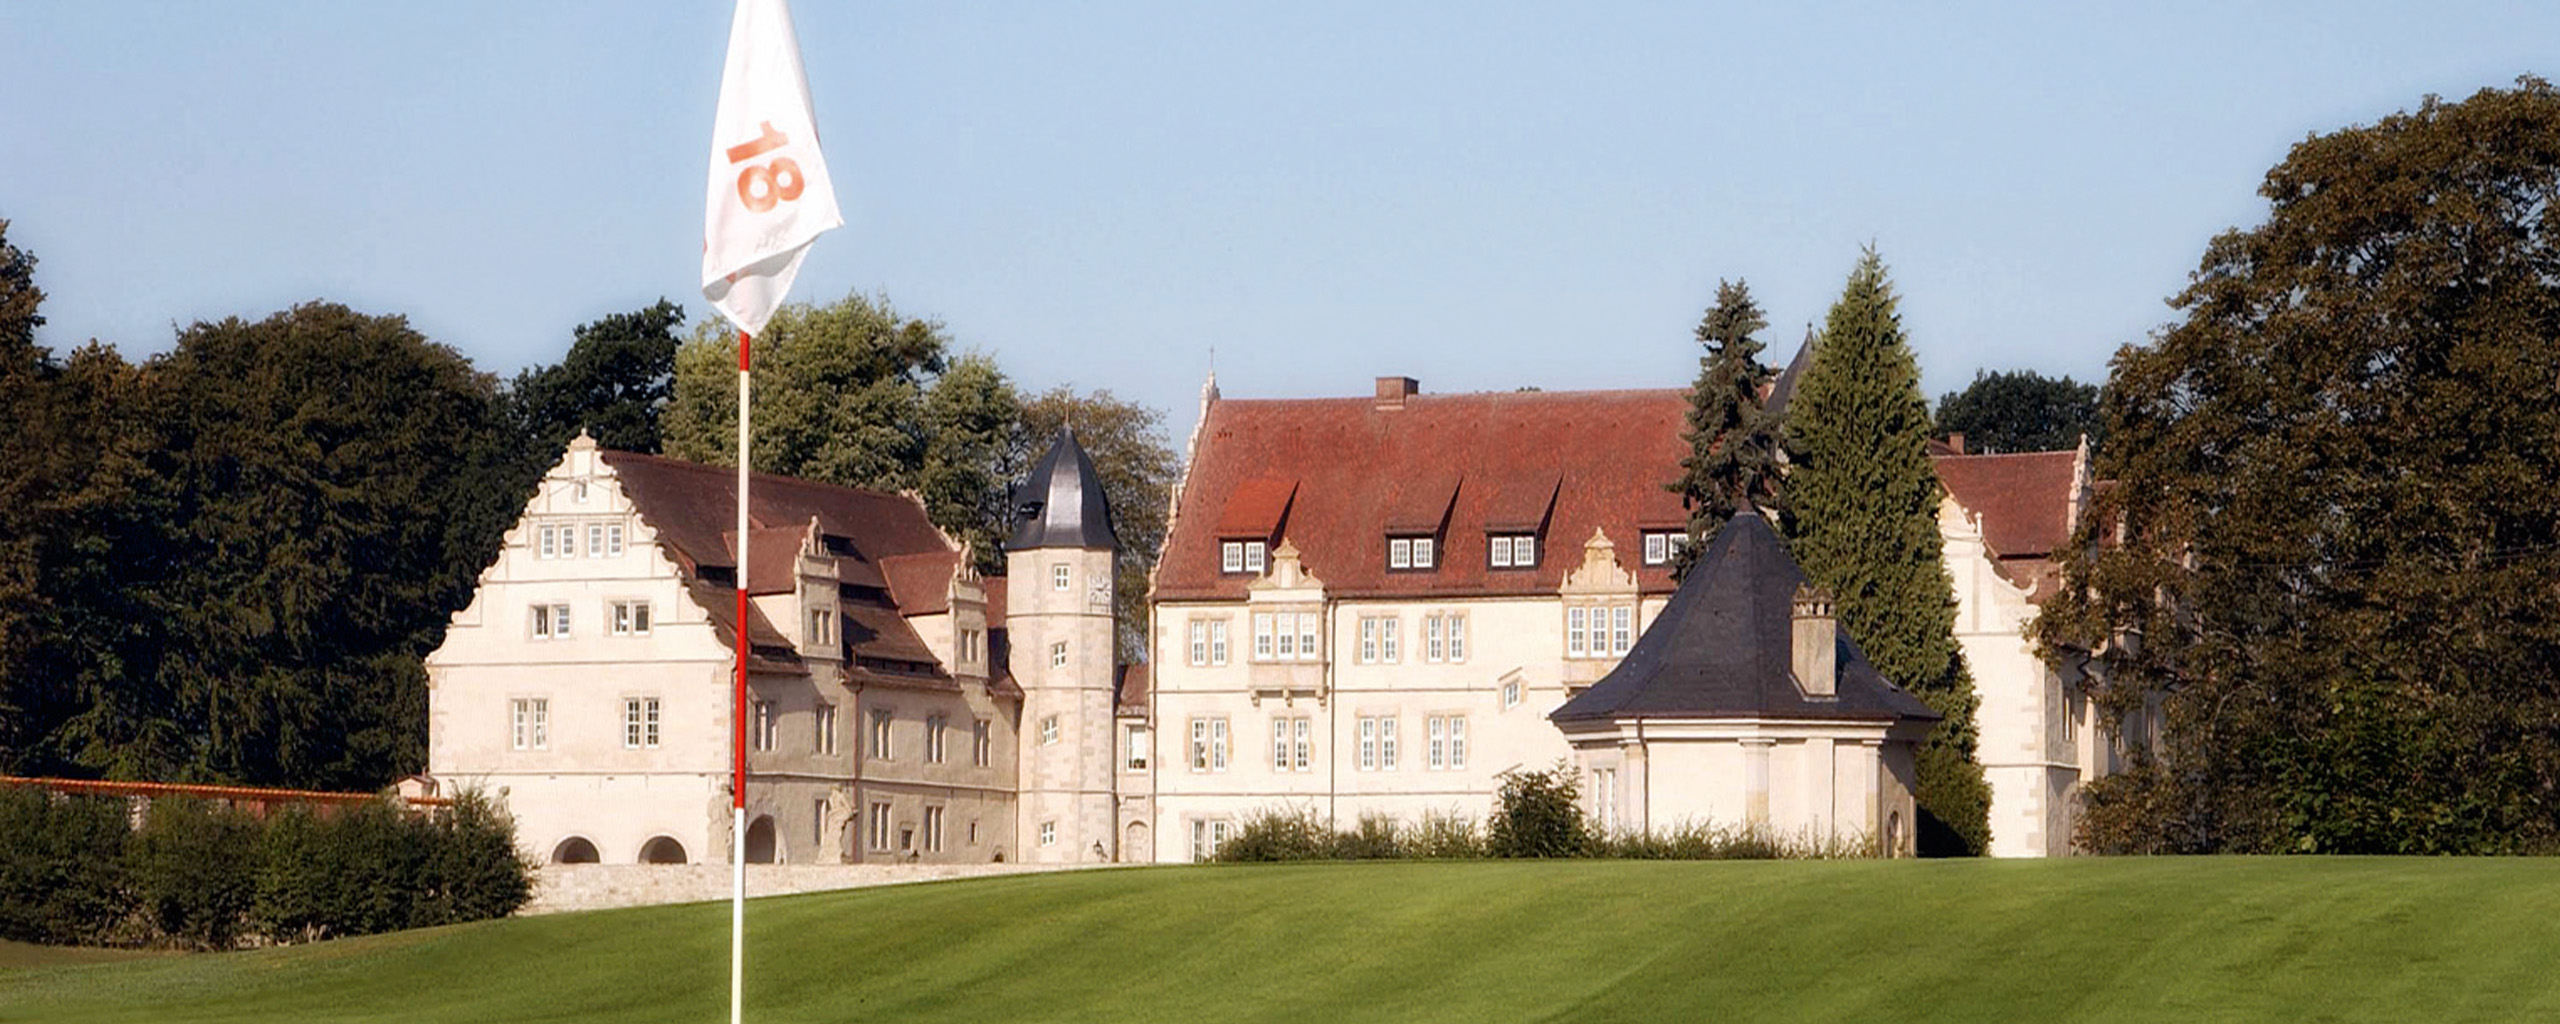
[3,2,2550,445]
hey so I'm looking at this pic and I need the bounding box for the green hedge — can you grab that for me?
[0,787,530,950]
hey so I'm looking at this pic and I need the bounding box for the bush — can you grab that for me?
[422,789,533,924]
[1218,807,1334,862]
[1326,813,1404,860]
[1407,812,1483,859]
[0,788,129,945]
[126,797,260,949]
[1486,763,1589,858]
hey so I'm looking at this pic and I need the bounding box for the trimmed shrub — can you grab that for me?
[422,789,533,924]
[126,797,260,949]
[0,788,129,945]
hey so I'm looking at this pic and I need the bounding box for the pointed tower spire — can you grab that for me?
[1011,428,1117,551]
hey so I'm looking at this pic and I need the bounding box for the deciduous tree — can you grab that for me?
[510,299,685,456]
[2038,78,2560,854]
[1934,369,2102,454]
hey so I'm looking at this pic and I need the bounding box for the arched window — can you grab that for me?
[745,815,779,864]
[638,835,689,864]
[551,836,601,864]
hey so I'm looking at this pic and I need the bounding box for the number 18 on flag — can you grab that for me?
[702,0,841,338]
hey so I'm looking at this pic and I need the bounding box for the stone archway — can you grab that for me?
[1122,821,1152,863]
[745,815,779,864]
[551,836,601,864]
[638,835,689,864]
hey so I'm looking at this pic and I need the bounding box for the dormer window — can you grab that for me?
[1642,531,1688,567]
[1488,534,1537,569]
[1220,539,1268,575]
[1388,536,1436,571]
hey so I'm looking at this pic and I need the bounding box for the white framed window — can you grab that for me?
[606,523,625,556]
[1381,716,1398,769]
[1050,641,1069,668]
[926,714,947,762]
[1209,620,1229,665]
[558,524,577,558]
[1358,715,1401,771]
[610,600,651,636]
[1389,537,1412,569]
[1270,716,1311,772]
[573,481,590,504]
[1052,564,1071,591]
[1427,715,1467,770]
[1298,613,1320,660]
[1245,541,1267,573]
[1567,607,1587,657]
[871,709,893,760]
[1489,535,1511,567]
[1594,768,1618,831]
[531,602,572,640]
[868,802,893,852]
[587,523,604,558]
[1643,532,1670,566]
[1125,724,1150,770]
[1188,717,1229,772]
[816,701,838,755]
[1253,613,1275,660]
[1221,541,1243,573]
[1189,620,1209,666]
[1502,678,1522,709]
[1040,715,1060,746]
[925,806,945,852]
[538,524,559,559]
[1039,821,1057,847]
[1412,536,1435,568]
[753,700,777,752]
[1378,617,1398,663]
[807,607,834,648]
[1612,606,1634,655]
[815,797,831,848]
[973,718,992,766]
[1448,614,1467,662]
[1275,615,1295,659]
[1425,615,1445,663]
[510,697,549,751]
[623,696,660,749]
[1191,819,1231,861]
[1359,617,1378,664]
[1491,533,1536,568]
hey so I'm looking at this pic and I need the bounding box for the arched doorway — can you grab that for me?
[1122,821,1151,863]
[551,836,601,864]
[745,815,778,864]
[638,836,689,864]
[1885,811,1904,858]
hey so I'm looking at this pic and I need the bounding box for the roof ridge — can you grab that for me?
[599,449,916,503]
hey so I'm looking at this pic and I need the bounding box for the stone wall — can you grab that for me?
[523,861,1118,915]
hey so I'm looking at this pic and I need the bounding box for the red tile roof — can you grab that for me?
[1115,661,1149,715]
[879,551,963,616]
[1156,387,1692,601]
[1932,449,2082,602]
[1214,478,1298,536]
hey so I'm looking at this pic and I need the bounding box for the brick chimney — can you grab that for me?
[1375,376,1419,409]
[1946,431,1966,454]
[1791,584,1836,699]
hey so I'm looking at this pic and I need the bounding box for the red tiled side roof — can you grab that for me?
[879,551,963,616]
[1215,478,1297,536]
[724,526,812,596]
[1115,661,1149,714]
[1931,451,2079,559]
[1157,388,1692,601]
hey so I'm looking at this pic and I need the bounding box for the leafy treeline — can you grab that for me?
[0,786,529,949]
[1935,370,2103,454]
[0,225,1178,789]
[662,296,1180,662]
[2038,78,2560,854]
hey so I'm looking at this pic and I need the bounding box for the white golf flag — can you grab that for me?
[702,0,841,337]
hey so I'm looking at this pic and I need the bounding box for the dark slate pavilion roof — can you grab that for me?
[1761,328,1816,419]
[1010,429,1116,551]
[1551,512,1939,724]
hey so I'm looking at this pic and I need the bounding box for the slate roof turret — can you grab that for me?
[1010,429,1117,552]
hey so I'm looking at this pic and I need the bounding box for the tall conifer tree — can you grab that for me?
[1669,279,1782,577]
[1785,248,1989,854]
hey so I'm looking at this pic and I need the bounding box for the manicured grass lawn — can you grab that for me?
[3,858,2556,1023]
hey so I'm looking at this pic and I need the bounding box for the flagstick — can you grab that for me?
[732,327,751,1024]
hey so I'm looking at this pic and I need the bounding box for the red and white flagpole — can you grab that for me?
[731,328,751,1024]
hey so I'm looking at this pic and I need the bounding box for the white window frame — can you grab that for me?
[868,802,893,852]
[1381,716,1398,770]
[610,600,651,637]
[1222,541,1243,573]
[1449,613,1467,663]
[1188,717,1229,772]
[1612,605,1634,655]
[1489,535,1512,567]
[816,701,838,755]
[1050,640,1069,668]
[1379,617,1398,663]
[1126,724,1150,770]
[1643,532,1670,566]
[925,715,944,762]
[587,523,604,559]
[1413,536,1435,568]
[1426,615,1445,663]
[815,797,831,849]
[1298,613,1319,661]
[871,709,893,761]
[1210,619,1229,665]
[1359,617,1378,664]
[1567,607,1587,657]
[1039,821,1057,847]
[1040,715,1060,746]
[606,523,625,556]
[1515,534,1535,566]
[1429,715,1466,770]
[1189,620,1209,666]
[925,806,945,853]
[510,697,549,751]
[1359,717,1378,771]
[1244,541,1267,573]
[1502,678,1522,709]
[973,718,992,766]
[623,696,660,749]
[538,524,558,559]
[753,699,777,752]
[1389,537,1412,569]
[1253,613,1274,660]
[1052,563,1071,591]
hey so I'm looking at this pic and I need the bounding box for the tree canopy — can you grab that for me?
[2037,78,2560,854]
[510,299,685,457]
[1933,369,2102,454]
[1784,248,1989,855]
[1668,279,1783,577]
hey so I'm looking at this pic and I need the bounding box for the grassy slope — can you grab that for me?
[3,858,2556,1024]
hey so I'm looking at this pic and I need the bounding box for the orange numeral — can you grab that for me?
[725,121,789,165]
[726,121,806,213]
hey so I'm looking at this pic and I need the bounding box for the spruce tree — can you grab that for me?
[1784,248,1989,855]
[1668,279,1782,578]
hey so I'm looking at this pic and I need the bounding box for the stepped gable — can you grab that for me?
[1551,512,1939,724]
[1932,449,2080,601]
[1010,428,1116,551]
[1156,386,1691,601]
[599,450,956,673]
